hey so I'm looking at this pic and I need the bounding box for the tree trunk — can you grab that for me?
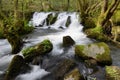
[96,0,120,36]
[6,0,23,54]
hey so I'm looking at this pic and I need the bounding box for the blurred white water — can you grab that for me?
[16,66,49,80]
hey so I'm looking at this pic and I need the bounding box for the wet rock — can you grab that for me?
[64,68,84,80]
[84,59,98,75]
[63,36,75,47]
[75,42,112,65]
[53,59,76,80]
[4,55,30,80]
[22,39,53,62]
[106,66,120,80]
[46,13,58,26]
[65,16,71,27]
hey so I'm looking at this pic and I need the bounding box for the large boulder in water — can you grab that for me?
[63,36,75,47]
[64,68,84,80]
[106,66,120,80]
[4,55,30,80]
[75,42,112,65]
[22,39,53,62]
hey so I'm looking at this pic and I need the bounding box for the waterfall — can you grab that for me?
[27,12,92,55]
[0,12,93,80]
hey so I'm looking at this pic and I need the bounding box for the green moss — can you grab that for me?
[0,27,4,38]
[22,47,36,57]
[85,29,110,42]
[75,45,88,59]
[82,17,96,30]
[22,39,53,62]
[106,66,120,80]
[75,42,112,65]
[112,10,120,25]
[96,42,112,65]
[36,39,53,53]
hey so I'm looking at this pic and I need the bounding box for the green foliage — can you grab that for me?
[21,21,34,35]
[112,10,120,25]
[0,26,4,38]
[106,66,120,80]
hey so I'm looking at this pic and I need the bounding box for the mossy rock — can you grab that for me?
[106,66,120,80]
[82,17,96,31]
[85,29,111,42]
[22,39,53,62]
[4,55,29,80]
[64,68,84,80]
[75,42,112,65]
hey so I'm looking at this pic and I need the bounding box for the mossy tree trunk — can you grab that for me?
[4,0,23,54]
[95,0,120,36]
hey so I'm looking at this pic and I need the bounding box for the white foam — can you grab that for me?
[16,66,50,80]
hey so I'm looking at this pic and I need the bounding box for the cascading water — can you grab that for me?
[0,12,120,80]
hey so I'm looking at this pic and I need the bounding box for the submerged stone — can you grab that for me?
[106,66,120,80]
[64,68,84,80]
[22,39,53,62]
[75,42,112,65]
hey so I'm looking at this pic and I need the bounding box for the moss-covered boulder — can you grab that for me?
[22,39,53,62]
[63,36,75,47]
[75,42,112,65]
[64,68,84,80]
[4,55,30,80]
[106,66,120,80]
[53,59,76,80]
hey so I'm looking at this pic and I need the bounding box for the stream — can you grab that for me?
[0,12,120,80]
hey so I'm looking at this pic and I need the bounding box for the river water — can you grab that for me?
[0,12,120,80]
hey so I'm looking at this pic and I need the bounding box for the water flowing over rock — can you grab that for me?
[106,66,120,80]
[75,42,112,65]
[30,12,76,29]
